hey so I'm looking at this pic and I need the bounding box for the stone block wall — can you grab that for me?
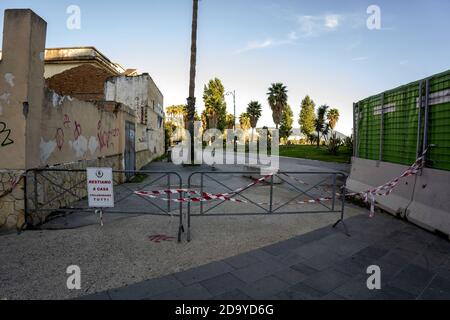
[0,170,25,230]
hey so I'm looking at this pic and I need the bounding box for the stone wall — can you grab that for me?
[0,170,25,230]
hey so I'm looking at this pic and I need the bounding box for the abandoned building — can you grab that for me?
[0,9,165,230]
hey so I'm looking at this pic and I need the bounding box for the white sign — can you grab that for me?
[87,168,114,208]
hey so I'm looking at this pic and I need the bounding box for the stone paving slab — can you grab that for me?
[81,212,450,300]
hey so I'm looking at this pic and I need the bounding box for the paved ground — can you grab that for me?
[83,212,450,300]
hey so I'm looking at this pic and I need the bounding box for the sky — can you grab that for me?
[1,0,449,135]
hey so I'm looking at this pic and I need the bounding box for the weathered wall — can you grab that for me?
[0,9,47,231]
[39,89,134,166]
[105,74,165,160]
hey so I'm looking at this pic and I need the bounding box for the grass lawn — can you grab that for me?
[279,145,352,164]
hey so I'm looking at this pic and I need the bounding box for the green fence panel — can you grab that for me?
[356,69,450,172]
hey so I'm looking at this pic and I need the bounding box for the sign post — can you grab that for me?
[87,168,114,226]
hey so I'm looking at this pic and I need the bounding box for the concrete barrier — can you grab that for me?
[347,157,450,238]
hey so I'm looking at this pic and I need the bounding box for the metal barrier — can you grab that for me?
[24,169,184,242]
[186,171,348,241]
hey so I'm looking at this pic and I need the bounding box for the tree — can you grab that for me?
[267,83,288,129]
[246,101,262,142]
[314,105,329,147]
[202,78,227,131]
[246,101,262,129]
[225,113,235,130]
[239,112,251,131]
[327,108,340,132]
[299,95,316,141]
[186,0,199,163]
[279,104,293,143]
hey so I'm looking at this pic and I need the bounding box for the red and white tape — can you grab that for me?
[135,175,271,204]
[134,149,428,216]
[344,149,427,217]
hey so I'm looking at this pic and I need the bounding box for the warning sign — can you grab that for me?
[87,168,114,208]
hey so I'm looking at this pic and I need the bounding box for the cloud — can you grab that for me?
[297,14,342,37]
[352,56,369,62]
[236,32,297,53]
[325,15,340,29]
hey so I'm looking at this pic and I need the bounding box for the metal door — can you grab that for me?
[125,121,136,180]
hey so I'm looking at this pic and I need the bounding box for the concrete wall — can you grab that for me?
[0,9,47,230]
[347,157,450,238]
[105,74,165,162]
[39,90,134,166]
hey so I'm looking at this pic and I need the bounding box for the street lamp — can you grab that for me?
[225,90,236,130]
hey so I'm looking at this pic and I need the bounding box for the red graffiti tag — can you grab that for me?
[74,121,82,140]
[97,120,119,151]
[63,114,71,128]
[148,235,175,243]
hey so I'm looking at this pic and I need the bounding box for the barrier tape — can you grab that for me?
[344,149,428,217]
[135,174,334,206]
[135,175,271,204]
[134,149,428,216]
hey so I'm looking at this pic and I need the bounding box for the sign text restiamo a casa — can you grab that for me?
[87,168,114,208]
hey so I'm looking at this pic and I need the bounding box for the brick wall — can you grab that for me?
[46,64,114,101]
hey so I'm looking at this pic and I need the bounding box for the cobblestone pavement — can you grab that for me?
[82,212,450,300]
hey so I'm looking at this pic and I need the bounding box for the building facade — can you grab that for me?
[0,9,165,231]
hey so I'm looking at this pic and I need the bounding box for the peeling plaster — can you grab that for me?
[0,92,11,103]
[51,92,66,107]
[4,73,15,87]
[88,136,98,155]
[40,138,57,164]
[69,136,88,157]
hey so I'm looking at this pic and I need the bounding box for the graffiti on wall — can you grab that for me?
[0,121,14,147]
[55,128,64,150]
[97,120,119,151]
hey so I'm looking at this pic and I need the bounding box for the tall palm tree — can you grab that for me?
[239,113,251,131]
[327,108,340,132]
[225,113,235,130]
[314,105,329,148]
[187,0,199,163]
[267,83,288,129]
[246,101,262,142]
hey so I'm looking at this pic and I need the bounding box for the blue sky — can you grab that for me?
[1,0,449,135]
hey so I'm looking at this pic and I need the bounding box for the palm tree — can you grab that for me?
[267,83,288,129]
[246,101,262,142]
[327,108,340,132]
[239,113,251,131]
[314,105,329,148]
[225,113,235,130]
[187,0,199,163]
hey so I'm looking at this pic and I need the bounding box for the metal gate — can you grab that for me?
[186,171,348,241]
[124,122,136,180]
[24,168,348,243]
[24,169,184,241]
